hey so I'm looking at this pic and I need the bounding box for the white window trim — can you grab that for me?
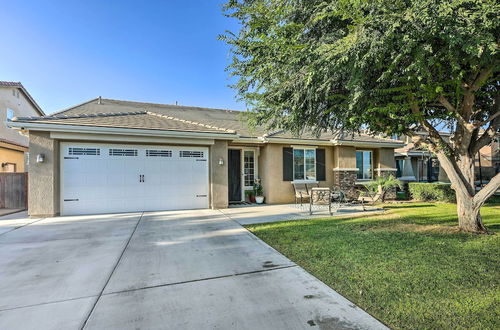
[242,149,257,189]
[6,108,14,121]
[292,147,317,182]
[356,149,373,181]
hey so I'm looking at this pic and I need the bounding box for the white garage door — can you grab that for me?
[61,143,209,215]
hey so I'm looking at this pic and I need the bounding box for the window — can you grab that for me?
[396,159,403,178]
[243,150,255,186]
[69,147,100,156]
[109,149,138,156]
[179,150,204,158]
[293,148,316,181]
[6,108,14,121]
[146,150,172,157]
[356,150,372,180]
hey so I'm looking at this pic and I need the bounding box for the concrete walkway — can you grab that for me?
[0,209,387,330]
[221,203,384,225]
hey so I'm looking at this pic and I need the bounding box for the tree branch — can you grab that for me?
[470,64,495,92]
[472,122,500,154]
[474,172,500,205]
[474,111,500,127]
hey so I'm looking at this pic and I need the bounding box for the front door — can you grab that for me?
[228,149,241,201]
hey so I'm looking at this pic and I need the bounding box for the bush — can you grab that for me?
[408,182,456,203]
[396,191,409,200]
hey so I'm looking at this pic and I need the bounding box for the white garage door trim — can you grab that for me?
[60,142,209,216]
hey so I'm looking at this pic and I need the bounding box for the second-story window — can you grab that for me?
[6,108,14,121]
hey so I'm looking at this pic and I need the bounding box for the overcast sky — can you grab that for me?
[0,0,243,114]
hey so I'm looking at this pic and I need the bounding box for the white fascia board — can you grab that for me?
[8,121,238,140]
[265,137,333,146]
[331,139,405,148]
[232,137,266,144]
[50,132,215,145]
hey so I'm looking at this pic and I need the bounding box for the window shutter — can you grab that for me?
[283,147,293,181]
[316,148,326,181]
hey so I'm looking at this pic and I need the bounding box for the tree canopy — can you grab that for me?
[223,0,498,136]
[222,0,500,232]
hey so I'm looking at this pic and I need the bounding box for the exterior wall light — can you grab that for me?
[218,158,224,166]
[36,154,45,163]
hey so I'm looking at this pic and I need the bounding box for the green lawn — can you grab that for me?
[246,203,500,329]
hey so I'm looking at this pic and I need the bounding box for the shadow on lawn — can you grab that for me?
[251,203,500,235]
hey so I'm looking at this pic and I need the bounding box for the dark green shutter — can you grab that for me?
[316,148,326,181]
[283,147,293,181]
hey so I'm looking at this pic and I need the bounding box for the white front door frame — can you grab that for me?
[228,146,259,201]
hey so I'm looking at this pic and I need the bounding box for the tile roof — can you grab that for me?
[12,97,404,145]
[13,110,235,135]
[0,138,28,148]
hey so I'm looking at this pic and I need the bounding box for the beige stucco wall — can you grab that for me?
[376,148,396,169]
[210,140,229,209]
[28,131,59,217]
[333,146,357,168]
[1,87,42,146]
[0,145,26,172]
[259,143,335,204]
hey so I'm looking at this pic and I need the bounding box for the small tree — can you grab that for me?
[222,0,500,233]
[362,175,403,203]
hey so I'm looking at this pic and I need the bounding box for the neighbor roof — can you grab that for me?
[0,81,45,116]
[11,97,404,146]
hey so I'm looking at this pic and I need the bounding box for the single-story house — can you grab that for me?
[8,98,403,217]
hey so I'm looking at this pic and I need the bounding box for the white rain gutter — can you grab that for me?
[7,121,239,140]
[330,139,405,148]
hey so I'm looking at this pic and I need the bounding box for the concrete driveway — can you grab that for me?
[0,209,386,330]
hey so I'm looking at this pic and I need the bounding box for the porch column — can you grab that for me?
[210,140,228,209]
[28,131,60,217]
[399,157,416,181]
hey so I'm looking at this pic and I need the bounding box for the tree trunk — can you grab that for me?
[456,193,487,233]
[434,151,496,233]
[454,155,490,233]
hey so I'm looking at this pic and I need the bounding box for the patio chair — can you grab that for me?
[306,182,319,191]
[309,187,333,215]
[292,183,310,206]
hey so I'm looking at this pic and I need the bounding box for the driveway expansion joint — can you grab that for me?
[0,218,45,238]
[79,212,144,330]
[0,294,98,313]
[102,264,299,296]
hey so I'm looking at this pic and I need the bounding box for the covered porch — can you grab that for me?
[220,203,383,225]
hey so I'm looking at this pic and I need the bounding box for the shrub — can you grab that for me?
[408,182,456,203]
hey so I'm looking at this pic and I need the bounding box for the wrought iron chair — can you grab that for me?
[292,183,310,206]
[309,187,333,215]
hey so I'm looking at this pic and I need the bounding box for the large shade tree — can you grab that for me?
[222,0,500,233]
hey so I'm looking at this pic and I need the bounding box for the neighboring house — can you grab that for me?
[394,134,448,183]
[475,137,500,183]
[8,98,403,217]
[395,132,499,184]
[0,81,45,172]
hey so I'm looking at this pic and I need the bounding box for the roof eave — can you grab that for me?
[331,139,405,148]
[8,121,239,140]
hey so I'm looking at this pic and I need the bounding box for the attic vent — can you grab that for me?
[109,149,138,156]
[146,150,172,157]
[180,150,204,158]
[68,147,100,156]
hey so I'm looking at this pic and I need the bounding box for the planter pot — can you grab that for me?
[250,196,256,203]
[255,196,264,204]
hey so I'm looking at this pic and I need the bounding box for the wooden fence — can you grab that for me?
[0,173,28,209]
